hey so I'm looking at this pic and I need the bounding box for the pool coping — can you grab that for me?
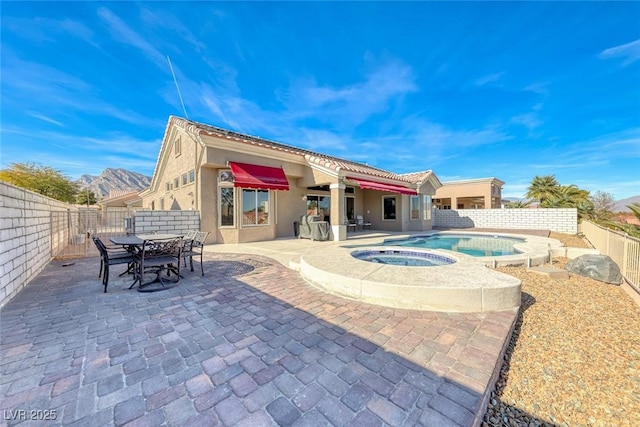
[380,230,565,267]
[299,244,523,313]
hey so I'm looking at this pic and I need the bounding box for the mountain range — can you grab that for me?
[77,168,151,199]
[614,196,640,213]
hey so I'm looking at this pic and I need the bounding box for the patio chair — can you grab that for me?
[345,216,357,232]
[183,230,198,241]
[132,236,183,291]
[356,215,372,230]
[92,236,135,293]
[182,231,209,276]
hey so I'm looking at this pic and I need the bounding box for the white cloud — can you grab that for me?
[474,72,505,87]
[139,7,206,54]
[511,113,543,131]
[283,59,418,126]
[599,38,640,66]
[97,7,167,70]
[28,113,65,127]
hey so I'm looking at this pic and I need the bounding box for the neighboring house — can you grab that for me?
[140,116,442,243]
[98,190,143,210]
[434,178,504,210]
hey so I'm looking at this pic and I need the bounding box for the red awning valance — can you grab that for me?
[348,177,417,195]
[229,162,289,191]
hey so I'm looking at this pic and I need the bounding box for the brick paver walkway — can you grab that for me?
[1,253,516,426]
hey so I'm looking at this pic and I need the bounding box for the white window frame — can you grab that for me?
[219,186,235,228]
[219,170,235,228]
[241,189,270,227]
[174,137,181,156]
[410,195,420,221]
[382,196,397,221]
[422,195,432,220]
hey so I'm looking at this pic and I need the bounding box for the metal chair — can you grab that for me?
[182,231,209,276]
[92,236,135,293]
[132,236,183,292]
[356,215,372,230]
[345,216,357,233]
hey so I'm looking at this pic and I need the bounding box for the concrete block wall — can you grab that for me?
[133,210,200,235]
[433,208,578,234]
[0,182,73,307]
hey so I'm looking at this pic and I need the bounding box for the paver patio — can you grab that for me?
[1,250,516,426]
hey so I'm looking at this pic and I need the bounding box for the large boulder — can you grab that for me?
[565,254,622,285]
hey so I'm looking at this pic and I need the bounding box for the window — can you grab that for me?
[165,182,170,192]
[383,196,396,220]
[174,137,181,156]
[220,187,234,226]
[422,195,432,220]
[182,173,188,186]
[306,195,330,221]
[189,169,195,183]
[410,196,420,220]
[173,177,179,189]
[345,186,355,194]
[151,201,155,210]
[345,196,355,220]
[242,189,269,226]
[160,198,165,210]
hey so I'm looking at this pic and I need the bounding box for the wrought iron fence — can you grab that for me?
[581,221,640,292]
[50,208,133,259]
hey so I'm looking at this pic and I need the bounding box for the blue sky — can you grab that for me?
[1,2,639,200]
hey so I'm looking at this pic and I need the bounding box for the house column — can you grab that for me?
[484,188,492,209]
[450,196,458,210]
[330,182,346,241]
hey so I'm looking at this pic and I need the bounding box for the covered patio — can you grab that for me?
[0,246,516,426]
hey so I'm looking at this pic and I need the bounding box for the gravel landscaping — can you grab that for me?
[483,232,640,427]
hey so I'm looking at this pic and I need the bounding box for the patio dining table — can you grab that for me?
[110,234,183,291]
[109,233,183,246]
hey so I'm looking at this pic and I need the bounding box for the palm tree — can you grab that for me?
[505,200,532,208]
[526,175,559,204]
[542,185,593,218]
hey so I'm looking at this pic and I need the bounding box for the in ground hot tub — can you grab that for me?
[351,249,456,266]
[300,245,522,312]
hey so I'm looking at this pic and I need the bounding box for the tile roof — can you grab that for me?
[104,190,139,200]
[170,116,433,184]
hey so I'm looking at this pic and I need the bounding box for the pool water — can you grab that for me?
[351,250,456,266]
[383,234,525,257]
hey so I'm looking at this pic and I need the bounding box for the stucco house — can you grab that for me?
[98,190,143,210]
[140,116,442,243]
[433,177,504,210]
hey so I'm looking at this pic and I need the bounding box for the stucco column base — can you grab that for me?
[332,225,346,241]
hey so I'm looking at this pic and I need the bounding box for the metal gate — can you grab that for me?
[51,208,133,259]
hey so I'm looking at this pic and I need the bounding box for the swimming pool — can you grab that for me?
[382,233,526,257]
[351,249,456,266]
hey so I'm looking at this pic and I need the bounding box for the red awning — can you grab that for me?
[229,162,289,191]
[348,177,417,195]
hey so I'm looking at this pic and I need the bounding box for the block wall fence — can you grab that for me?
[132,210,200,235]
[0,182,75,307]
[432,208,578,234]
